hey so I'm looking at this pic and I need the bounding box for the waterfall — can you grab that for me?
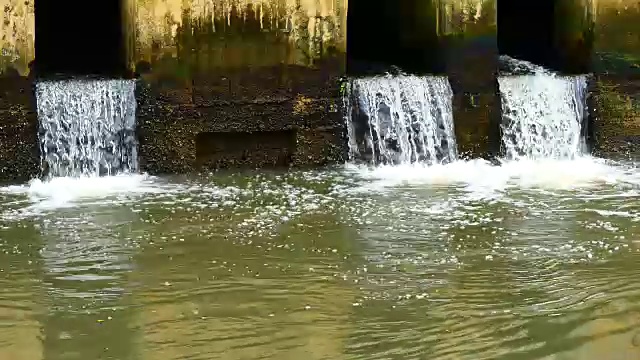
[344,75,457,165]
[35,79,138,178]
[498,57,589,160]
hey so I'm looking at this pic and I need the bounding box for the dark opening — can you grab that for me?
[195,130,297,169]
[347,0,444,76]
[497,0,593,74]
[34,0,128,78]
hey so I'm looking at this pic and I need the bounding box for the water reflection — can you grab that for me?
[37,206,140,360]
[0,221,43,360]
[130,209,358,360]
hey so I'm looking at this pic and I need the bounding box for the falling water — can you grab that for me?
[498,57,589,160]
[35,79,138,178]
[344,75,457,165]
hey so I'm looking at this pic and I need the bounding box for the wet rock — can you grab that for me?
[0,74,39,184]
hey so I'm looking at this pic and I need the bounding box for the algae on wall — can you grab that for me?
[593,0,640,64]
[553,0,594,73]
[0,0,34,75]
[130,0,347,76]
[593,77,640,155]
[438,0,496,37]
[591,0,640,154]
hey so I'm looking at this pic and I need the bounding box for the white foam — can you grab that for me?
[1,174,164,212]
[499,74,588,160]
[344,75,457,165]
[344,156,639,194]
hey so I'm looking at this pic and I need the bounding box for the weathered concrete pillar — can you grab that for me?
[441,0,500,158]
[34,0,130,77]
[347,0,443,75]
[497,0,594,74]
[134,0,347,174]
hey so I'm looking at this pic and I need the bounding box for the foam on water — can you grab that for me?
[1,174,165,213]
[344,157,638,194]
[344,75,457,165]
[340,58,630,199]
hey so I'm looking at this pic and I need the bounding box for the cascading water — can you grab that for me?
[35,79,138,178]
[498,57,589,160]
[344,75,457,165]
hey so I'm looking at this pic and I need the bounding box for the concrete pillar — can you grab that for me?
[441,0,500,158]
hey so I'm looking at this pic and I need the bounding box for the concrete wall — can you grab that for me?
[130,0,347,174]
[594,0,640,61]
[591,0,640,155]
[0,0,34,76]
[130,0,346,70]
[0,1,37,184]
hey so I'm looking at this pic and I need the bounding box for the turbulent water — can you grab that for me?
[36,79,137,178]
[499,58,589,160]
[1,65,639,359]
[1,161,640,359]
[344,75,457,165]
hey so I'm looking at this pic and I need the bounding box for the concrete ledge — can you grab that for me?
[135,73,345,174]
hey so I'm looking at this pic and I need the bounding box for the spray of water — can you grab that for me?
[498,57,588,160]
[344,75,457,165]
[341,58,629,194]
[35,79,138,178]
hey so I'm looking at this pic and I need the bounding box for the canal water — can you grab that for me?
[0,65,639,359]
[1,160,640,359]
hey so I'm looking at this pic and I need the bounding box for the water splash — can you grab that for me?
[498,57,588,160]
[35,79,138,178]
[344,75,457,165]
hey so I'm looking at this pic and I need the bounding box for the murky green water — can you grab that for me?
[1,159,640,359]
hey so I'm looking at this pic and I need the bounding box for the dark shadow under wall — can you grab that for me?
[497,0,593,74]
[195,130,297,169]
[347,0,444,76]
[34,0,129,78]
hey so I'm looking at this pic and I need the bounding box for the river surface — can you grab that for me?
[1,157,640,360]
